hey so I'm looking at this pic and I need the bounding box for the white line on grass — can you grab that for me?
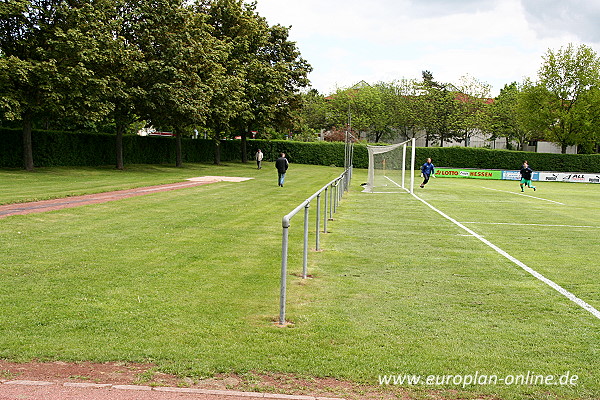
[369,191,409,194]
[384,175,406,190]
[482,187,565,205]
[412,192,600,321]
[462,222,599,229]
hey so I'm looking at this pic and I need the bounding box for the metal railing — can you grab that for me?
[278,167,352,325]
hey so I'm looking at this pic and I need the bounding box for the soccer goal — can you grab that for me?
[364,138,416,193]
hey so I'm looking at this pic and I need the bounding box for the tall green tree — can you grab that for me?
[452,74,492,146]
[0,0,112,170]
[137,0,225,167]
[574,86,600,153]
[197,0,310,163]
[384,78,427,142]
[196,0,258,164]
[252,23,311,136]
[420,70,458,147]
[96,0,161,170]
[297,88,328,134]
[526,43,600,153]
[491,82,539,150]
[491,82,522,149]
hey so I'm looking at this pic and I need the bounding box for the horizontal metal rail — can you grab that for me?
[279,167,352,325]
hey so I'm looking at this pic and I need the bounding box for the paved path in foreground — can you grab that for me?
[0,177,252,219]
[0,380,343,400]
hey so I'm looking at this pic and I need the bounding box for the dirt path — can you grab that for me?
[0,177,251,219]
[0,361,352,400]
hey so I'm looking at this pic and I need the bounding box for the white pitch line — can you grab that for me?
[368,191,409,194]
[384,175,408,191]
[412,192,600,321]
[461,222,599,229]
[482,187,565,205]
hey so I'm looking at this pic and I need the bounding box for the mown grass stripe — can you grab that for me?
[412,192,600,320]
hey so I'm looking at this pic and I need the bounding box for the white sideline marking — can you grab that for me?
[363,175,408,193]
[412,192,600,321]
[462,222,599,229]
[384,175,408,191]
[369,191,408,194]
[482,187,565,205]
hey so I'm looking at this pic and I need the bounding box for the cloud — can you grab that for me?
[522,0,600,42]
[407,0,499,17]
[253,0,600,96]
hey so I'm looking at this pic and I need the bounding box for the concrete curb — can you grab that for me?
[1,380,345,400]
[63,382,113,388]
[3,380,54,386]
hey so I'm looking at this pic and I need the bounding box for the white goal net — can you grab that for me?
[364,138,415,193]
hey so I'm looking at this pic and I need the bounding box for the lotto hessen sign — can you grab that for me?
[538,172,600,184]
[435,168,502,180]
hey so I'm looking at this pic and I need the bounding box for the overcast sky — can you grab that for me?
[253,0,600,97]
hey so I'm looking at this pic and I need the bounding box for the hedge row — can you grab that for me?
[1,128,599,173]
[415,146,600,173]
[0,129,241,167]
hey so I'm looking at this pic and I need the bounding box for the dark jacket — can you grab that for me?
[275,157,289,173]
[520,165,533,180]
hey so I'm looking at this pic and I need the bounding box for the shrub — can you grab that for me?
[1,129,598,173]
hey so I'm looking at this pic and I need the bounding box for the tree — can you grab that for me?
[137,0,225,167]
[197,0,310,163]
[325,84,393,143]
[250,23,311,140]
[574,86,600,153]
[384,79,426,142]
[529,43,600,153]
[0,0,113,170]
[491,83,526,150]
[196,0,259,164]
[420,70,458,147]
[297,89,328,135]
[452,74,492,147]
[70,0,145,170]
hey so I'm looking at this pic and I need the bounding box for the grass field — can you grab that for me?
[1,163,599,400]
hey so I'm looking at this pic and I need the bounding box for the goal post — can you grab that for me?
[365,138,415,193]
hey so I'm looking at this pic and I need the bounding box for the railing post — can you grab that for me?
[410,137,416,194]
[278,170,351,326]
[279,216,291,325]
[316,194,321,250]
[402,144,407,190]
[333,182,338,214]
[331,183,336,215]
[324,187,329,231]
[302,203,310,279]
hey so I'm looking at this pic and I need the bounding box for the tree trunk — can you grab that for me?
[241,131,248,163]
[22,115,34,171]
[176,132,183,167]
[213,138,221,165]
[116,122,124,170]
[561,144,567,154]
